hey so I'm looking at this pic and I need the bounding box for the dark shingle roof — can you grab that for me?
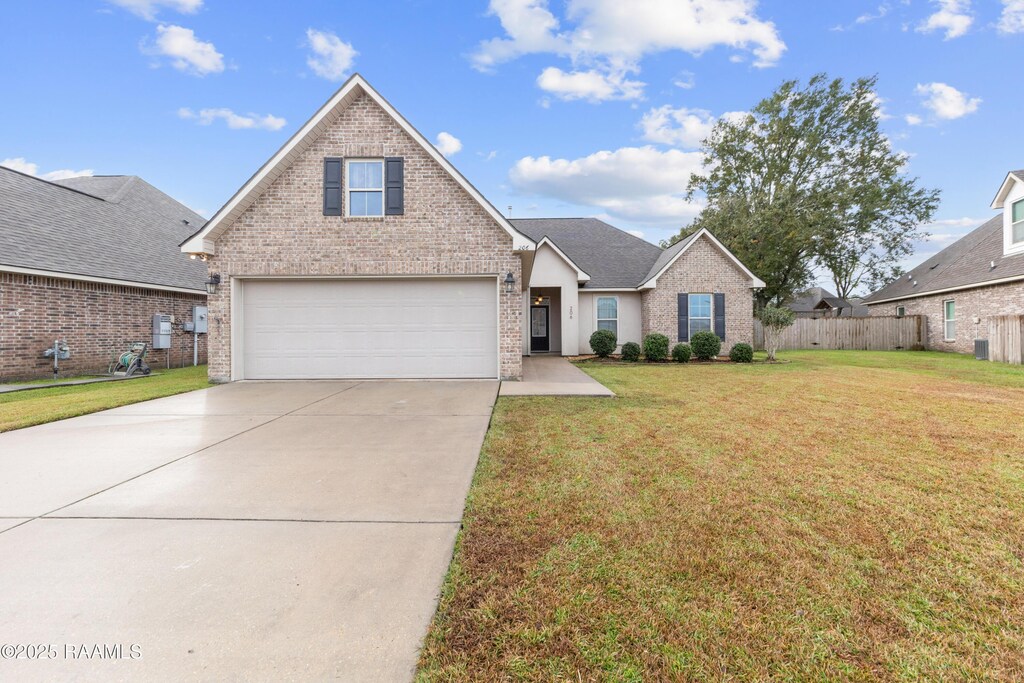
[642,231,700,284]
[511,217,663,288]
[863,215,1024,303]
[0,167,207,291]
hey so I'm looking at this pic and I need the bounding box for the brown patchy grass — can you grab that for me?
[418,351,1024,681]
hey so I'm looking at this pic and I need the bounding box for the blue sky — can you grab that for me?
[2,0,1021,286]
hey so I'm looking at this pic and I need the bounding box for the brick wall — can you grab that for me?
[641,235,755,350]
[207,93,523,381]
[0,272,208,381]
[867,280,1024,354]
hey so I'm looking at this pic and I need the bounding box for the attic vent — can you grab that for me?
[991,260,996,269]
[929,264,938,270]
[912,280,918,287]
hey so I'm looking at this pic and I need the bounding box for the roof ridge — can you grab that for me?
[0,165,107,201]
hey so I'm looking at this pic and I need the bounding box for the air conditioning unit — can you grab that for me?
[974,339,989,361]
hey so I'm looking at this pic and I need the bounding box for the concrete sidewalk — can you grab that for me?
[500,356,614,397]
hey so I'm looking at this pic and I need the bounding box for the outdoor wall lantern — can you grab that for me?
[206,273,222,295]
[503,271,516,294]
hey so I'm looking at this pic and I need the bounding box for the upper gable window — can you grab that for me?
[347,159,384,217]
[1013,198,1024,245]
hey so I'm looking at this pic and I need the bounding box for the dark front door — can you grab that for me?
[530,305,550,352]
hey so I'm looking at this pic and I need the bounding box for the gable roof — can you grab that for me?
[181,73,533,255]
[863,215,1024,304]
[991,170,1024,208]
[639,228,766,289]
[0,166,207,292]
[511,218,662,288]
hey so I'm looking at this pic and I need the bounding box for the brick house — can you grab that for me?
[863,169,1024,354]
[0,167,208,381]
[180,75,763,381]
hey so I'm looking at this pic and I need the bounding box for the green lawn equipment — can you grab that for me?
[110,342,152,377]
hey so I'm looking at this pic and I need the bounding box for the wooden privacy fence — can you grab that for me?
[753,315,925,351]
[988,315,1024,364]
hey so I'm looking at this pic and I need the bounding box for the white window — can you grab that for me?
[1013,198,1024,245]
[689,293,712,338]
[943,299,955,341]
[896,305,905,318]
[346,159,384,216]
[596,297,618,336]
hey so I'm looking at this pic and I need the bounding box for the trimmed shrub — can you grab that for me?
[671,343,692,363]
[589,329,617,358]
[621,342,641,362]
[690,330,722,360]
[758,304,796,362]
[642,333,670,362]
[729,342,754,363]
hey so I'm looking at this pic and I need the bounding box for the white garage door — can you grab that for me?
[241,278,497,379]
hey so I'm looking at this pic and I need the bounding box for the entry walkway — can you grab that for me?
[500,355,615,397]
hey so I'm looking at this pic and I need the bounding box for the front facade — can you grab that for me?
[0,168,208,381]
[864,170,1024,355]
[182,75,763,382]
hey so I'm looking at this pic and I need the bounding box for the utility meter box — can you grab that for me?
[152,314,172,349]
[193,305,209,334]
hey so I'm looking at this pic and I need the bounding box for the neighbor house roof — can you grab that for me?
[863,215,1024,304]
[789,287,867,314]
[0,166,208,292]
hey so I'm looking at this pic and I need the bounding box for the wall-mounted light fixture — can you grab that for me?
[206,273,221,295]
[503,271,516,294]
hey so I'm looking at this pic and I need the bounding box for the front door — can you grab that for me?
[530,305,550,352]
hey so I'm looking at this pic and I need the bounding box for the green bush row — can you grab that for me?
[590,329,753,363]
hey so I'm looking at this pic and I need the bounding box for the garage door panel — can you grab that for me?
[241,279,497,379]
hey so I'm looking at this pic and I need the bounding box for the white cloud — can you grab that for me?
[639,106,748,148]
[178,107,286,131]
[471,0,786,101]
[915,82,981,120]
[108,0,202,20]
[917,0,973,39]
[434,131,463,157]
[149,24,223,75]
[509,145,704,224]
[1,157,94,181]
[673,71,695,89]
[305,29,357,81]
[626,229,645,238]
[536,67,644,102]
[999,0,1024,32]
[905,113,923,125]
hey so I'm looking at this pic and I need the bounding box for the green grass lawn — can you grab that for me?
[0,365,211,432]
[418,351,1024,681]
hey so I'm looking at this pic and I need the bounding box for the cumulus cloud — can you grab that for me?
[1,157,94,181]
[148,24,224,75]
[178,107,286,131]
[509,146,704,224]
[639,106,748,148]
[434,131,463,157]
[917,0,973,39]
[107,0,202,20]
[536,67,644,102]
[471,0,785,101]
[905,113,923,126]
[305,29,357,81]
[999,0,1024,32]
[915,82,981,120]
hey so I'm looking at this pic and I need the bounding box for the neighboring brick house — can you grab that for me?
[0,168,209,381]
[863,169,1024,355]
[180,75,763,381]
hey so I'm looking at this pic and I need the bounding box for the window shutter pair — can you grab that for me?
[322,157,404,216]
[676,292,726,342]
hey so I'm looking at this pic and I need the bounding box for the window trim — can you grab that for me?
[942,299,956,342]
[595,295,619,337]
[345,158,385,217]
[1012,198,1024,245]
[688,293,713,338]
[895,305,906,318]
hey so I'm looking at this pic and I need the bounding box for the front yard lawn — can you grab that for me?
[0,365,211,432]
[419,351,1024,681]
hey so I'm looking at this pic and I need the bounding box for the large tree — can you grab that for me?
[672,74,939,307]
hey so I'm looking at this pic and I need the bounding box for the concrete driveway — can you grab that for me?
[0,380,497,682]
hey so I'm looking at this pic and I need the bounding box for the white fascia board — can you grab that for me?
[991,172,1023,209]
[864,274,1024,304]
[182,73,534,255]
[639,228,766,290]
[0,264,206,295]
[537,236,590,282]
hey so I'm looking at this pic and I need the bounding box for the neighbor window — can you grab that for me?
[596,297,618,336]
[943,300,956,341]
[1013,198,1024,244]
[688,293,712,337]
[896,305,906,318]
[346,159,384,216]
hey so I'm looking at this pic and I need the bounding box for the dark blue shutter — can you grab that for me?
[714,292,726,341]
[677,293,689,342]
[385,157,404,215]
[323,157,342,216]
